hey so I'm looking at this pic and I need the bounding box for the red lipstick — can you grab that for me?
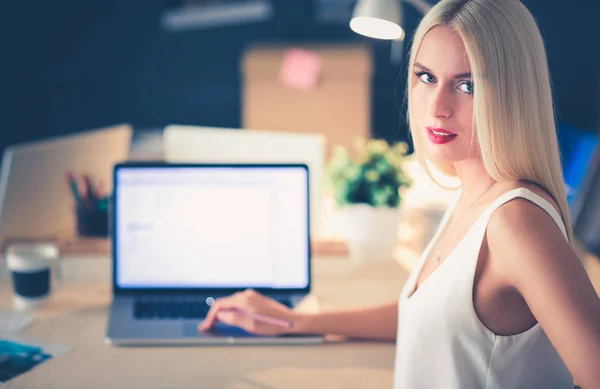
[426,127,457,145]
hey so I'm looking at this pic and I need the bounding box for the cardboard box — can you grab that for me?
[242,44,373,158]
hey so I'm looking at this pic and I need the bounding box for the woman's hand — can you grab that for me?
[198,289,300,336]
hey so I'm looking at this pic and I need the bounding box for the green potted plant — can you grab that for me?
[327,138,412,262]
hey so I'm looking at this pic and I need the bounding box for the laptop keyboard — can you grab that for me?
[133,296,294,320]
[134,297,211,320]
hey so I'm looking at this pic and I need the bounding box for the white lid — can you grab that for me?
[6,242,59,259]
[5,243,58,272]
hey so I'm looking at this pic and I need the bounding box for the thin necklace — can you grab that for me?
[434,183,495,263]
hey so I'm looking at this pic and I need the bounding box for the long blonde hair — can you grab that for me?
[407,0,573,242]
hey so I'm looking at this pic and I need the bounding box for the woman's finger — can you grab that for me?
[215,311,253,329]
[199,291,250,330]
[198,290,291,335]
[199,298,238,330]
[215,310,279,336]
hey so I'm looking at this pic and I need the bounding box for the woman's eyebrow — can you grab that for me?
[414,62,472,79]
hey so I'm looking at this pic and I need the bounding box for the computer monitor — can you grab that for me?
[113,163,310,291]
[0,124,133,247]
[163,125,326,238]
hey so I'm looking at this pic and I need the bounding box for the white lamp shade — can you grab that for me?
[350,0,404,40]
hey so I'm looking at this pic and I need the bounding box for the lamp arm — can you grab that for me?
[404,0,433,14]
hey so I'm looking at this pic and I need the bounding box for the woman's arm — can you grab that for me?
[488,199,600,389]
[294,302,399,341]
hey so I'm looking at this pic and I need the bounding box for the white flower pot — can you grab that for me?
[341,204,400,262]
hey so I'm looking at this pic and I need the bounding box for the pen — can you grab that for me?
[66,172,83,206]
[83,174,98,207]
[224,308,294,329]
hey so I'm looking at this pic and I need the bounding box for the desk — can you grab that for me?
[0,257,410,389]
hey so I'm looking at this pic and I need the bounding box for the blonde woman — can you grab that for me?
[200,0,600,387]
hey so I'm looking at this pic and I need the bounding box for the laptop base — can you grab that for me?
[106,294,324,346]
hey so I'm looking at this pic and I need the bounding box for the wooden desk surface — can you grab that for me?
[0,257,410,389]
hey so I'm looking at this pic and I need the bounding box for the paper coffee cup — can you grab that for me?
[5,243,59,310]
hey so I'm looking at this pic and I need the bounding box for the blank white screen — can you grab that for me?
[115,166,309,289]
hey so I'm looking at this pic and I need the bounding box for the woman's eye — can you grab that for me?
[458,81,474,94]
[416,72,436,84]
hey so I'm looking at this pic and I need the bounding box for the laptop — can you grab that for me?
[0,124,132,248]
[105,162,324,346]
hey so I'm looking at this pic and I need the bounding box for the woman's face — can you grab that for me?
[410,25,479,164]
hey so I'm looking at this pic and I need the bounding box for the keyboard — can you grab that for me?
[134,297,211,320]
[133,296,294,320]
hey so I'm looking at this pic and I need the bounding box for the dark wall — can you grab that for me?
[0,0,598,154]
[528,0,600,132]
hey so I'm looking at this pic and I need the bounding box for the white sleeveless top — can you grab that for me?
[394,188,573,389]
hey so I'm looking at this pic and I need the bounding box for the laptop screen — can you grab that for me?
[114,164,310,290]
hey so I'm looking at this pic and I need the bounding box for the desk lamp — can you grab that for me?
[350,0,433,40]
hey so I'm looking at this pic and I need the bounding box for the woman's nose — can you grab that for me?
[429,86,453,119]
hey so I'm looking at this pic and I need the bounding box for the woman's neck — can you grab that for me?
[453,159,497,203]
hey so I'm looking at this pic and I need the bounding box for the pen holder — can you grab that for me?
[76,205,109,238]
